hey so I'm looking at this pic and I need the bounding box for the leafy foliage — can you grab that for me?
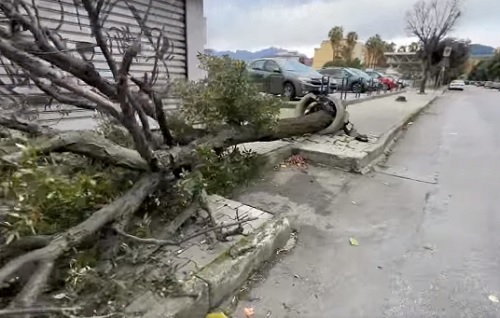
[323,58,363,69]
[181,146,262,197]
[173,54,282,132]
[0,144,129,242]
[468,54,500,81]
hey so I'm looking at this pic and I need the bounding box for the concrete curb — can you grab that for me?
[126,217,292,318]
[293,94,441,174]
[263,92,440,174]
[358,94,441,173]
[280,89,407,109]
[196,217,292,308]
[344,89,407,106]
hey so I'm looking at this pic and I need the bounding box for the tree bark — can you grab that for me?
[1,110,336,173]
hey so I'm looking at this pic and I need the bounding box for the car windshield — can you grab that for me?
[278,59,313,73]
[348,68,370,79]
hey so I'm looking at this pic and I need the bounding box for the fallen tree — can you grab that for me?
[0,0,346,315]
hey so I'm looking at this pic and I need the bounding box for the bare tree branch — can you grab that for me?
[0,307,80,317]
[9,260,54,311]
[0,113,56,137]
[0,38,123,120]
[81,0,119,80]
[405,0,462,93]
[114,217,258,246]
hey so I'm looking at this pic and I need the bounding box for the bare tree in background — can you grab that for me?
[405,0,462,93]
[0,0,347,315]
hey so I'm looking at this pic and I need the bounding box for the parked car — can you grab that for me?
[347,68,381,91]
[386,75,406,88]
[318,67,372,92]
[448,80,465,91]
[492,82,500,89]
[247,58,337,99]
[365,71,396,90]
[485,81,493,88]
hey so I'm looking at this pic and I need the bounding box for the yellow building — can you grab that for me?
[312,40,366,70]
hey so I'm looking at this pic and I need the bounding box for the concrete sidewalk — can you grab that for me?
[347,90,441,137]
[241,89,442,173]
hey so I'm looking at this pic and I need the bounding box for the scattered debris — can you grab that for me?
[351,201,358,205]
[355,134,369,143]
[349,237,359,246]
[293,274,300,279]
[489,295,499,303]
[283,154,307,168]
[206,313,229,318]
[244,307,255,317]
[423,245,434,251]
[395,96,407,102]
[277,232,297,254]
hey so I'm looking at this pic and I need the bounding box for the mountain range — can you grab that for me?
[204,47,299,62]
[469,44,495,56]
[205,43,496,62]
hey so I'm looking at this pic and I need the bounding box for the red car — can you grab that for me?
[365,71,397,90]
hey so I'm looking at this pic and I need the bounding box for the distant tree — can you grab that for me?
[398,45,407,53]
[385,42,396,53]
[405,0,462,93]
[323,58,347,68]
[323,57,363,69]
[365,34,387,68]
[328,26,344,60]
[342,31,359,62]
[430,38,470,83]
[408,42,420,52]
[468,54,500,81]
[348,58,363,69]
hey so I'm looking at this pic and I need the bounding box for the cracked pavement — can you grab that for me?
[233,87,500,317]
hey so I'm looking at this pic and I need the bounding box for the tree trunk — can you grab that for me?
[419,61,429,94]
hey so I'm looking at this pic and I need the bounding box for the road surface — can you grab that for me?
[233,86,500,317]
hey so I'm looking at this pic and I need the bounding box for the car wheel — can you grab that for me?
[283,82,296,100]
[382,84,389,90]
[351,82,361,93]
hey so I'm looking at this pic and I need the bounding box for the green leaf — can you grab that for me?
[349,237,359,246]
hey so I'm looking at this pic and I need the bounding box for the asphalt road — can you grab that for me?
[234,86,500,317]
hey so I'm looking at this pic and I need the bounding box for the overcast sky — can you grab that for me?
[204,0,500,57]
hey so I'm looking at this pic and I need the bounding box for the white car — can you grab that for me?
[448,80,465,91]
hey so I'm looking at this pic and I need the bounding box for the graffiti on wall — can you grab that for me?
[0,0,178,112]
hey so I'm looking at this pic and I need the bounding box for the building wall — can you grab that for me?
[312,40,365,69]
[0,0,207,130]
[186,0,207,81]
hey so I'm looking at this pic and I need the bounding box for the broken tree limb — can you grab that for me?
[0,307,80,317]
[1,130,149,171]
[114,217,258,246]
[0,173,160,289]
[0,109,337,173]
[9,259,54,310]
[294,94,348,135]
[0,114,56,137]
[0,37,123,121]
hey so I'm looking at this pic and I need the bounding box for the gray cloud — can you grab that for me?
[205,0,500,56]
